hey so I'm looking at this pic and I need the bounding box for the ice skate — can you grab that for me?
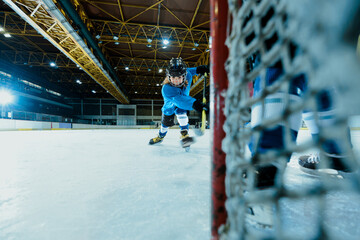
[180,129,195,151]
[149,133,165,145]
[298,153,353,178]
[242,165,277,228]
[246,202,275,227]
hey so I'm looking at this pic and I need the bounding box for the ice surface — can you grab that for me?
[0,129,359,240]
[0,129,211,240]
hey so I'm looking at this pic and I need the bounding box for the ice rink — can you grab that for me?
[1,129,360,240]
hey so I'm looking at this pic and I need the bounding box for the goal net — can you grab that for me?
[212,0,360,239]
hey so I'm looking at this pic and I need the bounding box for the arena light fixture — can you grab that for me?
[113,36,119,40]
[0,89,13,105]
[0,27,4,32]
[162,39,169,45]
[49,62,56,67]
[158,68,163,73]
[147,38,152,43]
[115,42,119,45]
[162,46,167,49]
[125,66,129,71]
[95,34,101,39]
[194,42,199,47]
[76,79,82,84]
[92,90,96,94]
[147,44,152,48]
[4,33,11,38]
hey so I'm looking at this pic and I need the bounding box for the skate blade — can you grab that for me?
[246,204,274,227]
[299,166,344,179]
[184,147,190,152]
[181,137,195,148]
[182,141,193,148]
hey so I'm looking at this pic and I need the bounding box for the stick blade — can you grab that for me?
[193,128,205,136]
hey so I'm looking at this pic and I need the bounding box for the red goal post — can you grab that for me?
[210,0,232,239]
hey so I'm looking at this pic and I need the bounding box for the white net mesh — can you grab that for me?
[222,0,360,239]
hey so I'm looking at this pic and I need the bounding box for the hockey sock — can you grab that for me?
[159,124,169,138]
[176,113,189,131]
[302,110,351,155]
[250,92,302,159]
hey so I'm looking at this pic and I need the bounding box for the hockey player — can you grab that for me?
[148,57,209,148]
[240,0,356,229]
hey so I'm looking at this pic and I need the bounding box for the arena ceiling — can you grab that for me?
[0,0,210,102]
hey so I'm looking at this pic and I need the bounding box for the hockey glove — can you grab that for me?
[192,100,209,113]
[196,65,210,75]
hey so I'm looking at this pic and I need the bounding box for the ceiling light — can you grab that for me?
[148,68,151,72]
[135,91,137,94]
[147,44,152,48]
[147,38,152,43]
[156,83,159,86]
[92,90,96,94]
[76,80,82,84]
[49,62,56,67]
[158,68,163,73]
[192,48,196,51]
[4,33,11,38]
[162,39,169,45]
[194,42,199,47]
[0,27,4,32]
[115,42,119,45]
[206,49,210,52]
[113,36,119,40]
[125,66,129,71]
[162,46,167,49]
[95,34,101,39]
[0,89,13,105]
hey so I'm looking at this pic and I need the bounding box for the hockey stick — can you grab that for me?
[194,73,207,136]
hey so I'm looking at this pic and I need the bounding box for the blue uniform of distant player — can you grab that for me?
[161,67,197,116]
[149,58,209,146]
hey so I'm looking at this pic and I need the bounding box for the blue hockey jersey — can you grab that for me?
[161,67,198,116]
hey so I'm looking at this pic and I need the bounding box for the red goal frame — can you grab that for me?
[210,0,233,239]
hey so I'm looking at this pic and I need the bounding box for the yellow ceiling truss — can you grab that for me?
[3,0,129,103]
[1,0,210,100]
[0,11,41,37]
[94,21,209,49]
[1,49,78,68]
[72,0,210,65]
